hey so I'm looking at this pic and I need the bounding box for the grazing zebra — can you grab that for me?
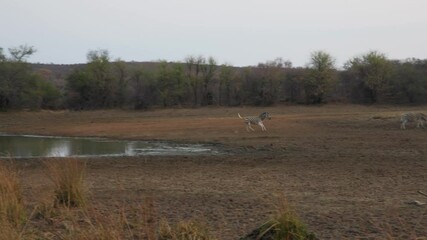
[238,112,271,132]
[400,112,427,130]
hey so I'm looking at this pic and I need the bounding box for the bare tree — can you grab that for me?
[185,55,204,106]
[218,64,233,106]
[200,56,217,105]
[8,45,36,62]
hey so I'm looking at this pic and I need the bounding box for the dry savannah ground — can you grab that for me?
[0,105,426,239]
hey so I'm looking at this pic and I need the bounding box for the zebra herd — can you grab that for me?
[237,111,427,132]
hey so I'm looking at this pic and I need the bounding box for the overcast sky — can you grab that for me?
[2,0,427,67]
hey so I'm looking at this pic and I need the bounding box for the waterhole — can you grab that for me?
[0,133,220,158]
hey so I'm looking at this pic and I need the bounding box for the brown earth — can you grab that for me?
[0,105,426,239]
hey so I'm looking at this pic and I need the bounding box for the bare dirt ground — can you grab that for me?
[0,105,426,239]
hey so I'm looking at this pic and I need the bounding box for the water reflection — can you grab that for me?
[0,134,217,158]
[46,140,71,157]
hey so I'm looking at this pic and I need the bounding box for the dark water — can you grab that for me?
[0,134,218,158]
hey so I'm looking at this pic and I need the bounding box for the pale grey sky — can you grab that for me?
[2,0,427,67]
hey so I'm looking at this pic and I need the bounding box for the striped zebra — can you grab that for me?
[400,112,427,130]
[238,112,271,132]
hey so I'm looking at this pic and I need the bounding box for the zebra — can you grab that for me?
[400,112,427,130]
[238,112,271,132]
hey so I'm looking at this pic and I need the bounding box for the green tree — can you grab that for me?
[24,75,62,109]
[65,70,94,109]
[184,55,204,106]
[112,59,128,107]
[86,49,115,107]
[253,58,285,105]
[390,59,427,103]
[66,49,124,109]
[157,61,186,107]
[304,51,336,104]
[282,68,305,103]
[0,48,5,62]
[0,45,56,110]
[170,63,186,105]
[345,51,392,103]
[130,68,153,109]
[218,64,233,106]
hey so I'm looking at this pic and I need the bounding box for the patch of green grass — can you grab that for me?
[258,213,317,240]
[242,199,317,240]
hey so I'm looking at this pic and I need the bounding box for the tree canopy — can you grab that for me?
[2,45,427,110]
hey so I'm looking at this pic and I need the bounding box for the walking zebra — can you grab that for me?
[400,112,427,130]
[238,112,271,132]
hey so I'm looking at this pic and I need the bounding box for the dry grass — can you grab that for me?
[365,212,427,240]
[43,158,87,208]
[25,158,162,239]
[33,198,160,240]
[0,162,30,240]
[158,219,216,240]
[1,157,426,239]
[0,163,26,227]
[0,224,21,240]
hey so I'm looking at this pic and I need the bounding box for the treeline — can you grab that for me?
[1,45,427,110]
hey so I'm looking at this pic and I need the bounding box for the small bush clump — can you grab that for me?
[241,200,317,240]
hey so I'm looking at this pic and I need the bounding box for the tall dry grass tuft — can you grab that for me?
[0,162,28,240]
[0,163,26,227]
[44,158,87,208]
[158,219,217,240]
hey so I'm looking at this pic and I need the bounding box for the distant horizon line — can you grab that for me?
[27,55,427,69]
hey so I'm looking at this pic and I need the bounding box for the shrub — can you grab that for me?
[241,200,317,240]
[258,213,317,240]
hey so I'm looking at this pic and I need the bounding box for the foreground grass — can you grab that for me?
[0,159,219,239]
[0,163,27,239]
[44,159,87,208]
[1,157,425,239]
[159,219,217,240]
[0,159,320,240]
